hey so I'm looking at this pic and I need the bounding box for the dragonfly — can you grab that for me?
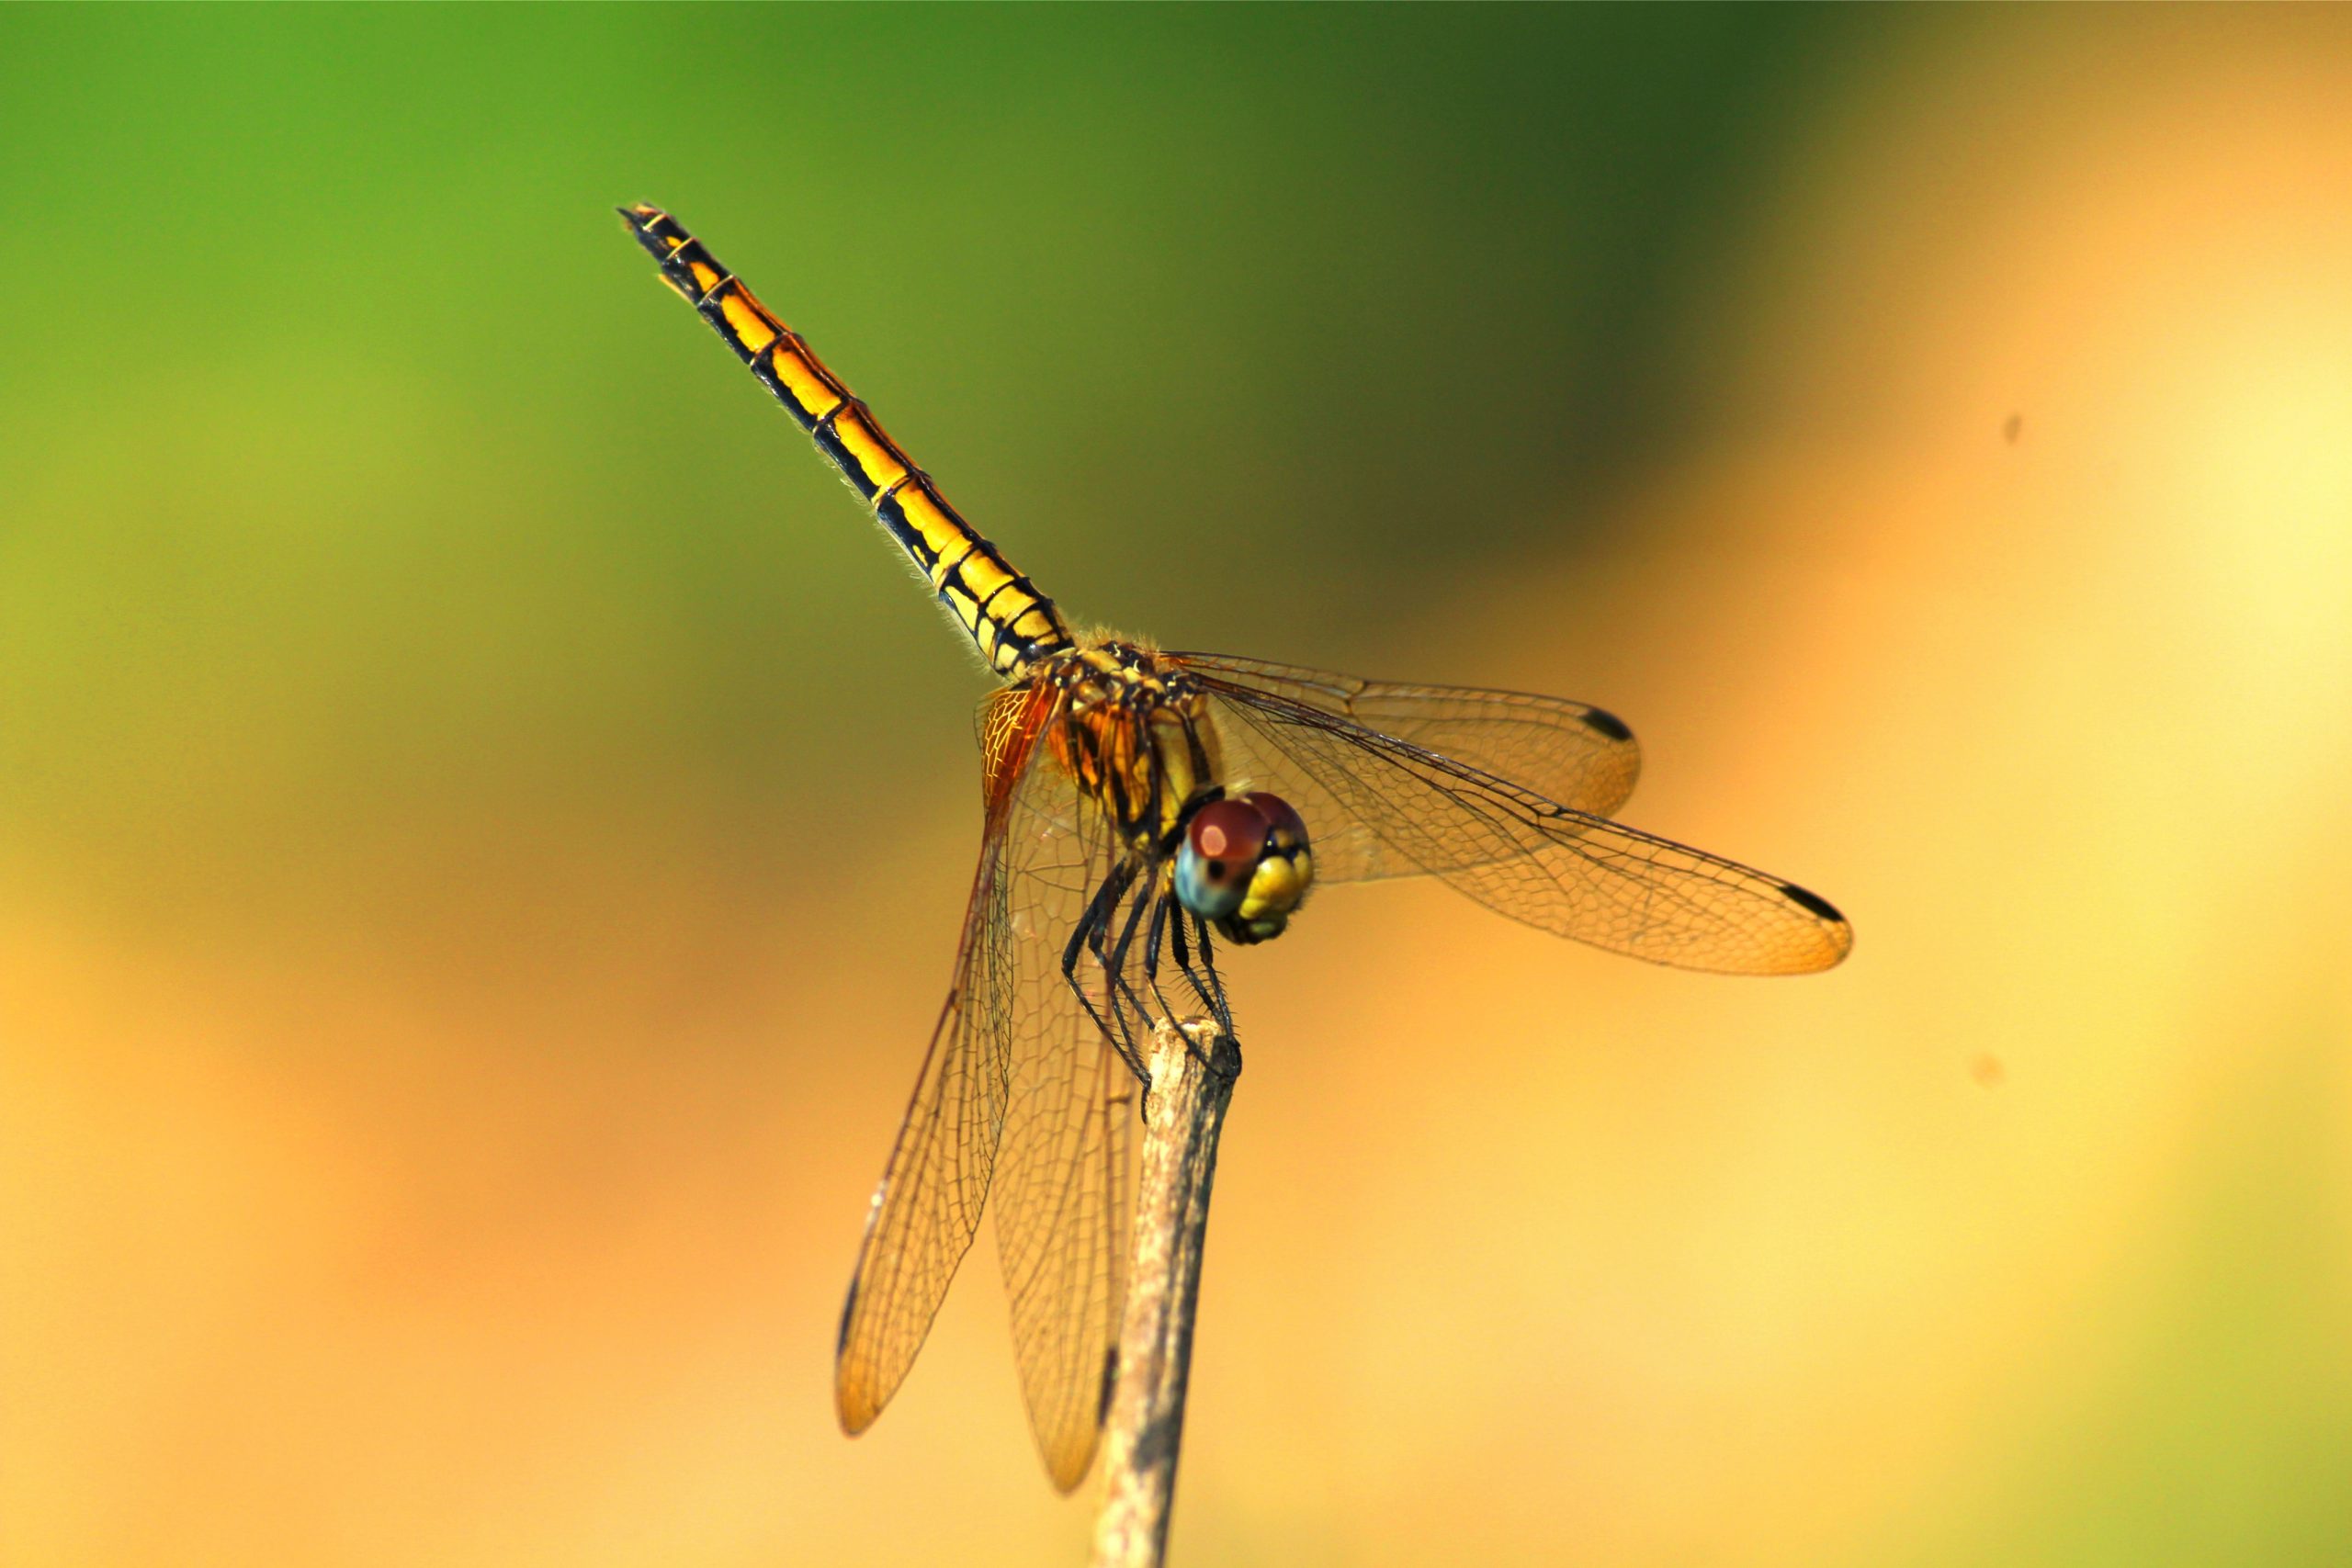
[619,203,1853,1492]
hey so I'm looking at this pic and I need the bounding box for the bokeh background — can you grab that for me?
[6,7,2349,1566]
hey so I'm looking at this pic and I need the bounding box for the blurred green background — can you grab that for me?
[4,8,2348,1567]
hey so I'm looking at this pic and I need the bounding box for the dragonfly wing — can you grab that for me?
[833,788,1027,1438]
[989,773,1136,1491]
[834,684,1139,1492]
[1195,678,1851,976]
[1164,652,1642,885]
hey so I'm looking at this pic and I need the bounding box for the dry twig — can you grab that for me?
[1088,1019,1241,1568]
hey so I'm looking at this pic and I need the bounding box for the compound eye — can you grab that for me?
[1173,798,1268,920]
[1188,798,1270,868]
[1236,791,1308,852]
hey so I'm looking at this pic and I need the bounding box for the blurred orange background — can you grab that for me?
[4,8,2347,1566]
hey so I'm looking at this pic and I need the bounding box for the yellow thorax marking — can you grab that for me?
[1035,645,1215,842]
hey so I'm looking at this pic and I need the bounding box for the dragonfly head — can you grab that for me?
[1173,792,1314,945]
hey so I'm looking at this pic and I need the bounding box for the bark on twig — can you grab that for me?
[1088,1019,1241,1568]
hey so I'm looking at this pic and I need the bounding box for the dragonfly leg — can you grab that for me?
[1140,887,1178,1024]
[1091,871,1165,1082]
[1192,916,1238,1048]
[1061,859,1148,1080]
[1167,908,1236,1052]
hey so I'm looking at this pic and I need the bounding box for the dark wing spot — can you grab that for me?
[836,1278,860,1355]
[1096,1345,1121,1426]
[1779,881,1845,923]
[1581,707,1634,743]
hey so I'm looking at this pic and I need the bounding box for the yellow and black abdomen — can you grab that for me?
[621,204,1073,681]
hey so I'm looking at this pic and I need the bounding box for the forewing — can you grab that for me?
[835,687,1068,1438]
[989,773,1136,1491]
[835,683,1139,1492]
[1197,679,1851,976]
[833,786,1026,1438]
[1163,651,1643,857]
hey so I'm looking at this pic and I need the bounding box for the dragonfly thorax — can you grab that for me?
[1035,642,1217,842]
[1031,641,1317,944]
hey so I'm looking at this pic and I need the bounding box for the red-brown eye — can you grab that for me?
[1185,797,1269,879]
[1175,797,1268,920]
[1236,791,1307,850]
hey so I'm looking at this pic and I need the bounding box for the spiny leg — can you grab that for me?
[1091,868,1166,1078]
[1192,916,1238,1053]
[1061,859,1147,1080]
[1168,908,1237,1053]
[1141,888,1178,1025]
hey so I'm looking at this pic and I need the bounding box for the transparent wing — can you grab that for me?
[1193,674,1851,976]
[833,758,1029,1441]
[1163,651,1642,884]
[989,773,1136,1491]
[833,688,1137,1493]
